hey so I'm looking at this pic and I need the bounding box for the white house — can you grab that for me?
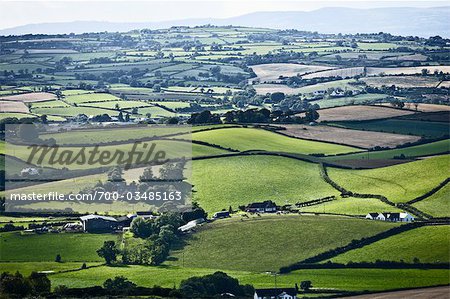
[367,212,414,222]
[254,288,297,299]
[365,213,379,220]
[400,212,415,222]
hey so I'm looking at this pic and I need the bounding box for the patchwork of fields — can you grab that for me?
[0,24,449,297]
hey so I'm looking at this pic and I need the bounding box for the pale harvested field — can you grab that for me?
[302,67,365,79]
[251,63,334,82]
[367,66,450,76]
[254,84,302,95]
[313,105,416,122]
[439,81,450,88]
[384,53,428,61]
[0,101,29,113]
[0,92,56,102]
[279,124,419,149]
[344,286,450,299]
[378,103,450,112]
[362,76,440,88]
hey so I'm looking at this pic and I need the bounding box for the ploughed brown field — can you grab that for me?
[279,124,420,149]
[0,92,56,102]
[0,100,30,113]
[311,105,415,122]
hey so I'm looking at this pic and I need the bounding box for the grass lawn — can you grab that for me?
[330,226,450,264]
[413,183,450,217]
[166,214,397,272]
[301,197,402,216]
[0,232,118,262]
[192,155,339,212]
[327,155,450,203]
[48,265,450,292]
[190,127,361,155]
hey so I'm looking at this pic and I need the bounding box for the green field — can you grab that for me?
[310,94,387,109]
[64,93,120,104]
[331,119,450,139]
[301,197,402,215]
[0,262,103,276]
[6,139,224,170]
[47,265,450,292]
[192,155,339,212]
[190,127,361,155]
[0,232,117,262]
[166,214,397,272]
[326,139,450,161]
[330,226,450,264]
[328,155,450,203]
[413,183,450,217]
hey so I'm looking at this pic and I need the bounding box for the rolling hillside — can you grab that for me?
[327,155,450,203]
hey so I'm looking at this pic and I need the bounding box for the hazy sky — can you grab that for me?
[0,0,447,29]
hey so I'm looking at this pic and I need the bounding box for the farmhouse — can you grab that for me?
[79,215,117,233]
[246,201,278,213]
[366,212,414,222]
[254,288,297,299]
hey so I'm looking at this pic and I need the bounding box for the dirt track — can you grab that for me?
[344,286,450,299]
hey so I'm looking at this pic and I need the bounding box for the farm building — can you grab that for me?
[178,218,205,233]
[213,211,230,219]
[366,212,414,222]
[79,215,118,233]
[246,201,278,213]
[254,288,297,299]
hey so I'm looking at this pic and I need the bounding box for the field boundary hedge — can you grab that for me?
[406,178,450,205]
[279,222,425,273]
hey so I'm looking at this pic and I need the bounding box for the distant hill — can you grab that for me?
[1,6,449,37]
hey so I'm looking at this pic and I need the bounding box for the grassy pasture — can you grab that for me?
[413,183,450,217]
[327,155,450,203]
[0,232,117,262]
[6,139,225,170]
[0,262,102,276]
[47,266,450,291]
[167,214,397,272]
[192,155,339,212]
[31,106,119,117]
[331,119,450,139]
[190,127,361,155]
[64,93,120,104]
[311,94,387,109]
[301,196,402,215]
[80,100,151,109]
[326,139,450,161]
[330,226,450,264]
[254,79,361,95]
[0,112,37,120]
[29,99,70,108]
